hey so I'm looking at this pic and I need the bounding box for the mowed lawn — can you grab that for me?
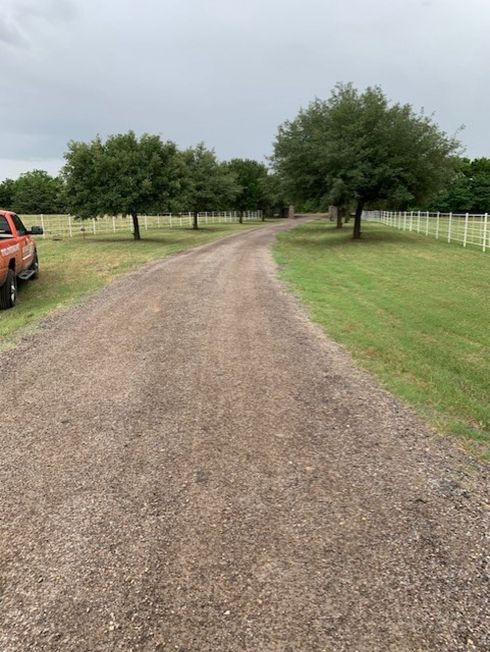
[275,220,490,458]
[0,222,264,348]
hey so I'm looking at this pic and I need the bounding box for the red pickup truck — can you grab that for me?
[0,210,43,309]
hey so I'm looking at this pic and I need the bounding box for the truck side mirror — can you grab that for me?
[29,226,44,235]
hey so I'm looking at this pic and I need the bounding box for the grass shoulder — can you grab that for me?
[274,220,490,459]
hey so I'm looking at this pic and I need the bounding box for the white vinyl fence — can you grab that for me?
[364,210,489,252]
[21,211,263,239]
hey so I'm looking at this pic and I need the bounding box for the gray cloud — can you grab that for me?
[1,0,489,180]
[0,13,24,46]
[13,0,77,23]
[0,0,76,48]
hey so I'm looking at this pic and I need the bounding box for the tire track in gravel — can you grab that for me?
[0,219,488,651]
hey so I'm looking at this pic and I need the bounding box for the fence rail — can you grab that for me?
[21,211,263,239]
[363,210,489,252]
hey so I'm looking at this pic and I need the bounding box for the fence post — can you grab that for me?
[403,211,407,230]
[112,215,116,233]
[463,213,469,247]
[92,218,96,234]
[417,210,421,233]
[436,212,440,239]
[409,211,413,231]
[448,212,452,243]
[40,214,46,239]
[68,215,73,237]
[426,211,429,236]
[483,213,488,252]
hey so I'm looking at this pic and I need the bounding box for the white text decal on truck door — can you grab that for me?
[1,244,20,257]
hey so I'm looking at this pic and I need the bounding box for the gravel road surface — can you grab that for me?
[0,219,488,651]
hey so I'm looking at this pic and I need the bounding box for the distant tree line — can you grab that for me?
[3,86,487,242]
[0,170,66,214]
[428,157,490,214]
[0,134,286,239]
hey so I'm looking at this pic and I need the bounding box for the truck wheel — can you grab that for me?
[0,269,17,309]
[31,253,40,279]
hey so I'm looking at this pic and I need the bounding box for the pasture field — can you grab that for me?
[274,220,490,458]
[0,222,266,348]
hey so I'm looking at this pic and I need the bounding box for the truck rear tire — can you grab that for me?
[0,269,17,309]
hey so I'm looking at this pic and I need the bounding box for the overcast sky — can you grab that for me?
[0,0,488,180]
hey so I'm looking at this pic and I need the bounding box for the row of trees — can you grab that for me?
[0,170,66,214]
[2,83,481,241]
[0,137,284,239]
[271,83,461,237]
[429,157,490,214]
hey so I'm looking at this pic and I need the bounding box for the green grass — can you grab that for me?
[274,220,490,458]
[0,222,266,348]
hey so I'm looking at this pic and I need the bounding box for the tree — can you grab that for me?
[431,157,490,213]
[0,178,15,209]
[7,170,65,214]
[225,159,271,217]
[179,144,239,229]
[63,132,182,240]
[262,172,289,217]
[272,83,460,238]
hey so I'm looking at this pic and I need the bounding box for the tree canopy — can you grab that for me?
[63,132,182,239]
[225,159,271,212]
[0,178,16,211]
[430,157,490,213]
[272,83,460,237]
[0,171,65,214]
[177,144,239,228]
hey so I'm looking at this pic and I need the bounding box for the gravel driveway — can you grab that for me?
[0,219,488,651]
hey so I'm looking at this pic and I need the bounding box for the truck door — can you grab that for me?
[0,215,13,283]
[11,214,35,268]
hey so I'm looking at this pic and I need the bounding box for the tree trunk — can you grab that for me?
[337,206,347,228]
[353,201,364,239]
[239,210,243,224]
[132,213,141,240]
[193,211,199,230]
